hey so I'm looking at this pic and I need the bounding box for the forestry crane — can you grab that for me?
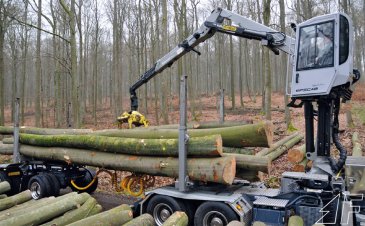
[128,7,363,226]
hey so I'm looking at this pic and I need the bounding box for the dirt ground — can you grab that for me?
[2,85,365,209]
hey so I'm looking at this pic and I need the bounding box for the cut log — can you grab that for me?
[0,190,32,211]
[68,204,133,226]
[223,147,253,155]
[19,133,223,157]
[255,132,301,156]
[95,121,273,148]
[292,158,308,172]
[352,132,362,157]
[288,215,304,226]
[0,126,92,135]
[1,138,13,145]
[265,134,304,161]
[193,120,252,129]
[223,154,270,173]
[235,169,259,181]
[0,142,12,155]
[0,195,6,199]
[41,197,100,226]
[0,197,56,221]
[227,220,245,226]
[89,204,103,215]
[0,182,10,195]
[0,193,90,226]
[252,222,266,226]
[287,143,305,163]
[123,213,154,226]
[19,145,236,184]
[162,211,188,226]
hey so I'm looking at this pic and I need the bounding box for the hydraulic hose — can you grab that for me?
[329,98,347,173]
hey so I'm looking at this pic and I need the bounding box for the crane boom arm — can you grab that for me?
[130,7,294,110]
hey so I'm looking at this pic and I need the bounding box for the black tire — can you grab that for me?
[194,201,239,226]
[28,174,51,199]
[44,173,60,197]
[146,195,187,226]
[70,169,98,194]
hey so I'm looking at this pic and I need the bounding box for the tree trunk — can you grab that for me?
[265,135,304,161]
[123,213,154,226]
[0,193,90,226]
[68,204,132,226]
[223,153,270,173]
[162,211,188,226]
[0,182,10,195]
[19,134,223,157]
[41,197,101,226]
[0,190,32,211]
[256,133,302,156]
[227,221,244,226]
[95,121,273,148]
[19,145,236,184]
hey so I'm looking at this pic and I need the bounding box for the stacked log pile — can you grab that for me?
[287,143,312,172]
[0,121,302,184]
[0,181,189,226]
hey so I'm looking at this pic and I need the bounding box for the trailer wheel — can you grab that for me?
[44,173,60,196]
[28,175,51,199]
[146,195,187,226]
[194,201,238,226]
[70,169,98,194]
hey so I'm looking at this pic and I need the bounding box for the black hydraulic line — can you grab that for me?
[304,101,315,155]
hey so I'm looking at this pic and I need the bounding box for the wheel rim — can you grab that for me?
[30,182,41,199]
[202,210,228,226]
[153,203,173,226]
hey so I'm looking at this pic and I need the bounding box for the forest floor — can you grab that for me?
[2,85,365,208]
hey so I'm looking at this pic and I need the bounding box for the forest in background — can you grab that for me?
[0,0,364,129]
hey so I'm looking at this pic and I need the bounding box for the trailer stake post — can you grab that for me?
[177,75,189,192]
[13,98,21,163]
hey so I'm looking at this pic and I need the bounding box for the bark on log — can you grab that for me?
[162,211,188,226]
[94,121,273,148]
[0,182,10,195]
[0,193,90,226]
[0,126,92,135]
[223,154,270,173]
[68,204,133,226]
[193,120,252,129]
[0,195,6,199]
[0,142,12,155]
[0,197,56,221]
[235,169,259,181]
[352,132,362,157]
[19,145,236,184]
[0,190,32,211]
[255,132,301,156]
[19,134,223,157]
[122,213,154,226]
[223,147,253,155]
[265,135,304,161]
[41,197,100,226]
[288,215,304,226]
[1,138,12,144]
[89,204,103,215]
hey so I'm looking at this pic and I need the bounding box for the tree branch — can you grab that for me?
[9,15,70,43]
